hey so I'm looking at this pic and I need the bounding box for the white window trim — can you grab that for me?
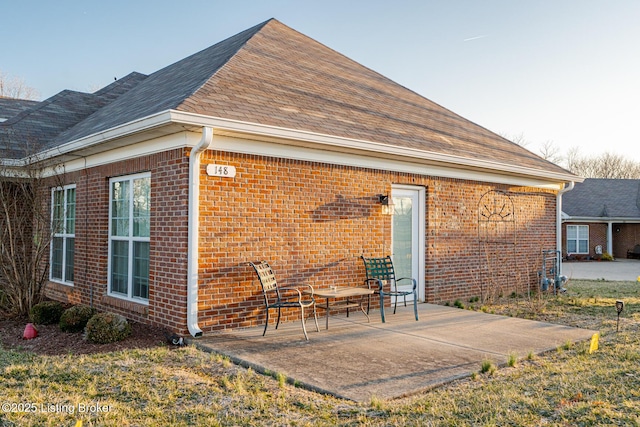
[49,184,76,285]
[107,172,151,304]
[567,224,589,254]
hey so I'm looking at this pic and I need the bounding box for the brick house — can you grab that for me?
[0,19,580,336]
[561,178,640,259]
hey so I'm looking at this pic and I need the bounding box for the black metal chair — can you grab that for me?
[249,261,319,340]
[361,255,419,323]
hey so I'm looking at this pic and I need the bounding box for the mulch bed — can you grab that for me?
[0,317,169,356]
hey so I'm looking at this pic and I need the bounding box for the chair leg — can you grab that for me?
[380,292,386,323]
[275,306,282,330]
[300,306,309,340]
[413,291,419,321]
[393,293,398,315]
[263,307,270,337]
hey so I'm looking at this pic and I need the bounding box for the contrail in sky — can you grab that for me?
[463,35,489,42]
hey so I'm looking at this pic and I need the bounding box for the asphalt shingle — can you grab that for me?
[562,178,640,218]
[1,18,576,179]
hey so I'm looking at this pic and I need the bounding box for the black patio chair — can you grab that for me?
[361,255,419,323]
[248,261,319,340]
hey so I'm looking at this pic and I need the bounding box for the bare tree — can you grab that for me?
[538,140,563,165]
[567,151,640,179]
[0,69,40,100]
[0,130,61,317]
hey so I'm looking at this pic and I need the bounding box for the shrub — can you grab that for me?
[30,301,64,325]
[85,312,131,344]
[60,305,96,332]
[601,252,614,261]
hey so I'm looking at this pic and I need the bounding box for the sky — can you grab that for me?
[2,0,639,163]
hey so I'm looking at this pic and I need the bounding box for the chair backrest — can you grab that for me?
[249,261,279,304]
[361,256,396,282]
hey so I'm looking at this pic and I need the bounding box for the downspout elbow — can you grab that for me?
[187,127,213,338]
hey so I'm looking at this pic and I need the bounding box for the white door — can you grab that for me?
[391,186,425,302]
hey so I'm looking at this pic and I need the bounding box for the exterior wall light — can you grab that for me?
[378,194,394,215]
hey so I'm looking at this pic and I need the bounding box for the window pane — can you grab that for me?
[65,238,75,282]
[578,240,588,253]
[52,190,64,234]
[51,237,63,280]
[66,188,76,235]
[111,181,130,237]
[578,226,588,239]
[133,177,150,237]
[567,226,577,239]
[111,241,129,295]
[392,196,413,280]
[133,241,149,299]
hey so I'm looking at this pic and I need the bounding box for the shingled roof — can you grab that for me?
[0,72,147,158]
[1,18,576,179]
[0,98,40,121]
[562,178,640,219]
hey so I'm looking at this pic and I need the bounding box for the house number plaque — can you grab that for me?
[206,164,236,178]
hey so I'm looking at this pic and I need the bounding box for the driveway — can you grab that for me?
[193,304,596,402]
[563,258,640,281]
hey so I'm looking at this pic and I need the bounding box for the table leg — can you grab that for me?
[325,298,330,329]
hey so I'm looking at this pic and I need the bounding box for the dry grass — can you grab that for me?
[1,279,640,426]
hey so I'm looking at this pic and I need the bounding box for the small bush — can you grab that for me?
[85,312,131,344]
[60,305,96,332]
[601,252,614,261]
[30,301,64,325]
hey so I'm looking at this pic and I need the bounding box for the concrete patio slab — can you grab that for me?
[193,304,597,402]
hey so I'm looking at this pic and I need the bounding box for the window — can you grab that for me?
[50,185,76,284]
[108,173,150,302]
[567,225,589,254]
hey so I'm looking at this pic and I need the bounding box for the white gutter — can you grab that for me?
[5,108,581,185]
[187,126,213,337]
[557,181,575,274]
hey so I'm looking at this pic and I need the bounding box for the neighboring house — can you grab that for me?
[561,178,640,259]
[0,19,580,336]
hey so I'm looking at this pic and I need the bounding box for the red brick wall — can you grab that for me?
[44,149,190,333]
[43,147,558,335]
[196,150,558,332]
[613,224,640,258]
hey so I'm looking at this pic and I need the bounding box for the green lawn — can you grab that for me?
[2,280,640,426]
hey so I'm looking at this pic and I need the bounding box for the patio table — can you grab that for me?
[305,286,374,329]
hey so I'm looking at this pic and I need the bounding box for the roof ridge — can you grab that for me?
[174,18,274,108]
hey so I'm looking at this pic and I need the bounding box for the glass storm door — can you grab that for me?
[391,186,425,302]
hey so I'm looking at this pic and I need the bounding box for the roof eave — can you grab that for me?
[5,109,582,186]
[562,216,640,223]
[170,111,582,185]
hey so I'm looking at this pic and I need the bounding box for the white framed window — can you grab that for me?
[567,225,589,254]
[50,184,76,284]
[108,173,150,302]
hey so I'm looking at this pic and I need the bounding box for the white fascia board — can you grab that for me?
[169,110,581,185]
[8,108,579,189]
[208,132,564,189]
[563,216,640,223]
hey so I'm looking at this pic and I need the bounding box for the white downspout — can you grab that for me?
[557,181,575,275]
[187,127,213,337]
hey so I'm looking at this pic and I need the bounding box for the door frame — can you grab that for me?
[391,184,426,302]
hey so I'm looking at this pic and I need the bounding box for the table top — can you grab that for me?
[307,286,374,298]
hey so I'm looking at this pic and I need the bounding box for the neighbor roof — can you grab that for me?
[1,19,576,180]
[562,178,640,219]
[0,97,39,121]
